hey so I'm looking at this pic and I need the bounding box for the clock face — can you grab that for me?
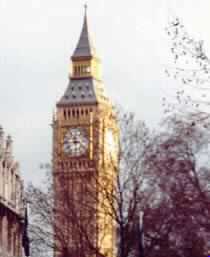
[63,128,89,156]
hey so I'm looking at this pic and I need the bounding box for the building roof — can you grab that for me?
[57,78,108,106]
[72,9,97,59]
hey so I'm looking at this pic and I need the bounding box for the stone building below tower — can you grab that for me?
[0,125,25,257]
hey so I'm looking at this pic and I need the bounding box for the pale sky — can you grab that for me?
[0,0,210,184]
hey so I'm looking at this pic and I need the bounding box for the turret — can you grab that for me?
[5,135,13,161]
[0,125,4,154]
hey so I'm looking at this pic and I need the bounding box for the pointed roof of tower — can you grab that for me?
[72,5,97,59]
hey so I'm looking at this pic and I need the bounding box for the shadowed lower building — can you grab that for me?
[0,126,28,257]
[52,7,119,257]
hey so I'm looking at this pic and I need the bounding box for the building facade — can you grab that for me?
[52,8,119,257]
[0,126,25,257]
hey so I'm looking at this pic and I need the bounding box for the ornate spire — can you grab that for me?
[72,5,97,60]
[0,125,4,152]
[0,125,4,140]
[5,135,13,160]
[57,6,107,107]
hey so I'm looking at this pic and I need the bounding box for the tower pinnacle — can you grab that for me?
[57,7,107,107]
[84,2,88,14]
[71,6,97,60]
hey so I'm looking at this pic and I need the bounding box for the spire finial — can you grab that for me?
[84,2,88,15]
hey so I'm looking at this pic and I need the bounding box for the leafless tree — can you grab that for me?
[26,111,153,257]
[165,17,210,112]
[27,110,210,257]
[143,111,210,257]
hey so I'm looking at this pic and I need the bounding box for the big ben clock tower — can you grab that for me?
[52,7,119,257]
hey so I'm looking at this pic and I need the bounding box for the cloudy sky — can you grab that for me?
[0,0,210,184]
